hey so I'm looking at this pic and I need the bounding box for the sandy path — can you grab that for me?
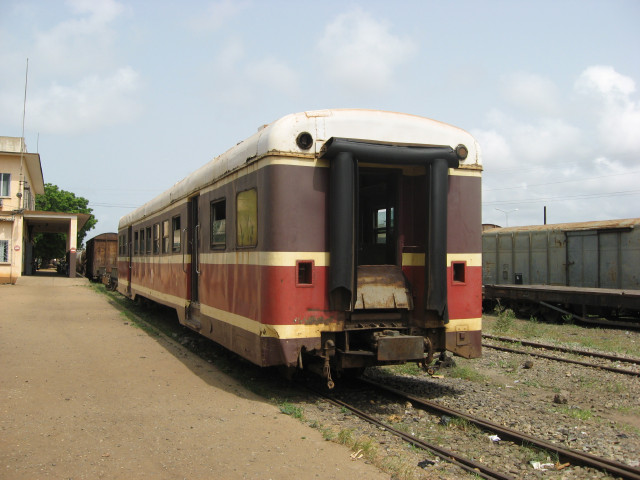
[0,276,388,479]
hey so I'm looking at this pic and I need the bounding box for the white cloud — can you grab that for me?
[206,39,299,106]
[470,128,513,168]
[33,0,126,76]
[317,9,415,94]
[575,66,640,156]
[66,0,125,23]
[27,67,142,134]
[250,57,299,95]
[188,0,249,31]
[502,72,561,116]
[480,109,583,165]
[575,65,635,97]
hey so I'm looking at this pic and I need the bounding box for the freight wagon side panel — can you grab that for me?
[530,231,548,284]
[482,234,497,285]
[513,232,530,284]
[497,233,513,284]
[621,228,640,290]
[548,231,566,286]
[599,231,620,289]
[567,232,598,288]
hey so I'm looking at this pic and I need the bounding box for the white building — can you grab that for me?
[0,137,89,283]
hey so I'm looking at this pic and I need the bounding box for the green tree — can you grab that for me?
[33,183,96,261]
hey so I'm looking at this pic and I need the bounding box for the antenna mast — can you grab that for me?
[19,58,29,210]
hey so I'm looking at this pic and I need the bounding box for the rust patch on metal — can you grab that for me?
[354,265,413,310]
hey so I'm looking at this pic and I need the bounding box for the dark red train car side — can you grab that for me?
[118,110,483,385]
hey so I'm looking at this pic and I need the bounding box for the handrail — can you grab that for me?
[181,228,187,273]
[195,224,201,275]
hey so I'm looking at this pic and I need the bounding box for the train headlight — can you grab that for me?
[296,132,313,150]
[455,144,468,160]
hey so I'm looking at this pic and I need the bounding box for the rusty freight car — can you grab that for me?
[85,233,118,284]
[117,109,483,386]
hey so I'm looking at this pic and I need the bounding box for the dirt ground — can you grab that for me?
[0,273,389,480]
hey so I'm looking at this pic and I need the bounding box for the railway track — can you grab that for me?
[482,334,640,377]
[309,384,513,480]
[311,377,640,480]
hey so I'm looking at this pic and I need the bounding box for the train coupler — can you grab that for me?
[322,340,335,389]
[420,337,435,373]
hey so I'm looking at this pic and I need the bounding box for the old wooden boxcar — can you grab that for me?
[85,232,118,282]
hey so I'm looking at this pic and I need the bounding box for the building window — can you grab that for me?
[0,173,10,197]
[0,240,8,262]
[210,199,226,248]
[172,216,181,252]
[236,189,257,248]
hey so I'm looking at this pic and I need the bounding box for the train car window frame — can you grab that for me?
[139,229,145,256]
[133,230,139,255]
[296,260,314,287]
[452,261,467,285]
[210,198,226,249]
[172,215,181,253]
[145,226,152,254]
[162,219,170,254]
[236,189,257,248]
[153,223,160,254]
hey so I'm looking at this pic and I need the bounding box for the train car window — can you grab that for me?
[452,261,466,284]
[375,207,394,244]
[172,216,181,252]
[236,189,257,248]
[210,199,226,248]
[153,223,160,254]
[162,220,170,253]
[134,231,139,255]
[140,229,145,256]
[146,226,152,254]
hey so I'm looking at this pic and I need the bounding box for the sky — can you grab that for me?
[1,0,639,237]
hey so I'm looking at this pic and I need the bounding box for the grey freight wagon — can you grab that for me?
[483,218,640,323]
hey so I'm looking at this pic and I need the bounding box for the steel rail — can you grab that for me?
[361,378,640,480]
[482,342,640,377]
[483,334,640,365]
[308,385,513,480]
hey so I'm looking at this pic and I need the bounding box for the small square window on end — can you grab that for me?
[452,261,466,284]
[296,260,314,287]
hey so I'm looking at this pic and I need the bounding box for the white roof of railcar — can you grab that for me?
[119,109,481,228]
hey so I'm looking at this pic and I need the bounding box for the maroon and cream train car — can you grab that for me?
[117,109,482,384]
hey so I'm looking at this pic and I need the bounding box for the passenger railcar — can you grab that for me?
[84,232,118,283]
[117,109,483,385]
[483,219,640,322]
